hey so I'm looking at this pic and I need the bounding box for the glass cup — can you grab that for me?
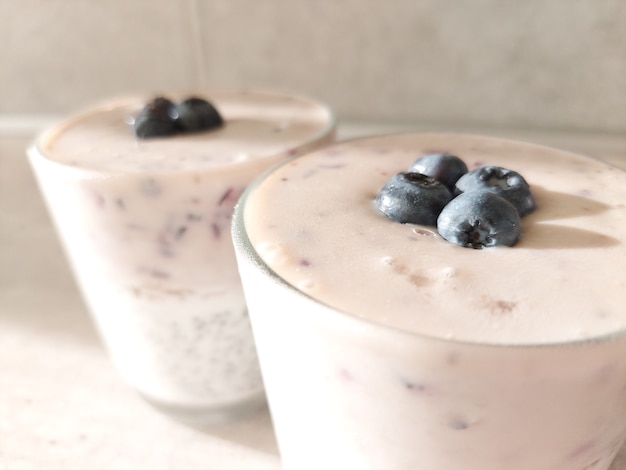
[28,89,335,425]
[232,133,626,469]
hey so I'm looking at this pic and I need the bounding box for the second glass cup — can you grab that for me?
[28,89,336,425]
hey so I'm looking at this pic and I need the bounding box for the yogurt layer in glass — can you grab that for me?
[233,133,626,469]
[28,89,336,425]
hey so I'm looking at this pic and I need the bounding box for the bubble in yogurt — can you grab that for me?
[257,242,289,266]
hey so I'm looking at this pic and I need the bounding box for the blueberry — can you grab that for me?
[454,165,536,216]
[409,153,468,191]
[132,97,178,138]
[375,172,453,226]
[174,97,223,133]
[437,191,521,248]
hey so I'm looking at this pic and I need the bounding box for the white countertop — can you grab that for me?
[3,121,626,469]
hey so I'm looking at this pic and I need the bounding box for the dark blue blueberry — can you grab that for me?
[454,165,536,216]
[375,172,453,226]
[437,191,521,248]
[409,153,468,191]
[174,97,223,133]
[132,97,178,138]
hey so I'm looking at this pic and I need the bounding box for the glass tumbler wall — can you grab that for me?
[232,133,626,469]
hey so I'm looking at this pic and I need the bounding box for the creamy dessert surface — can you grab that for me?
[39,90,334,173]
[244,133,626,345]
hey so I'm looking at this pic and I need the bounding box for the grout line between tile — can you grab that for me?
[185,0,208,88]
[0,115,61,136]
[1,114,625,163]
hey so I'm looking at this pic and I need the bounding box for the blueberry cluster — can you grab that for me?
[132,96,223,139]
[375,153,536,249]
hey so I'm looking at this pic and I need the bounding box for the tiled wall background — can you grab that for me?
[1,0,626,133]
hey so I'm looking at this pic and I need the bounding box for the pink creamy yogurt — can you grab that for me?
[244,132,626,345]
[234,133,626,469]
[29,90,335,422]
[45,90,334,172]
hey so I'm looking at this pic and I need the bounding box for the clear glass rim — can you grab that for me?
[231,131,626,350]
[28,87,337,177]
